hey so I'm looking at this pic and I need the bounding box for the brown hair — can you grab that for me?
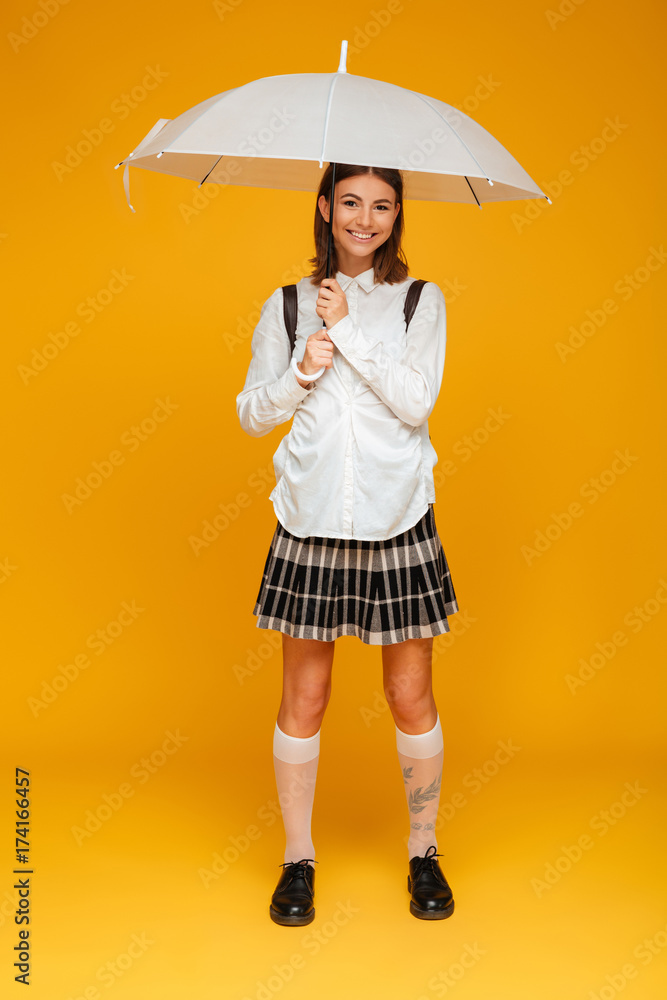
[309,163,409,285]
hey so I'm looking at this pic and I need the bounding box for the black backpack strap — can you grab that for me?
[284,280,424,346]
[404,279,433,442]
[404,279,428,328]
[282,284,298,355]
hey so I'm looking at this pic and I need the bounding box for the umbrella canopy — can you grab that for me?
[115,41,549,213]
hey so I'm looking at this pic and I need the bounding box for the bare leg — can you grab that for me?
[277,634,336,736]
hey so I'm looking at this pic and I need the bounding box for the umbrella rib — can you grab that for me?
[318,73,342,168]
[198,154,224,187]
[164,85,242,152]
[411,92,492,187]
[464,176,483,209]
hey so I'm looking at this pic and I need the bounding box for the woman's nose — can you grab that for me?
[355,208,373,229]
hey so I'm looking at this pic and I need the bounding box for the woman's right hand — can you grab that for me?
[295,329,334,380]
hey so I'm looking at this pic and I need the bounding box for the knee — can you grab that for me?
[280,681,331,734]
[384,682,434,731]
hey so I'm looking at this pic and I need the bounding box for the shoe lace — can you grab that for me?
[277,858,318,886]
[412,845,447,883]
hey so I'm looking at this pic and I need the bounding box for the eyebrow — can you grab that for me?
[339,192,393,204]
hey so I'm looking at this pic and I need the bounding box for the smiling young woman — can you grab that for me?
[310,164,407,285]
[236,162,460,926]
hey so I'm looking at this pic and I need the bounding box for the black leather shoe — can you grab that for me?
[407,845,455,920]
[269,858,317,926]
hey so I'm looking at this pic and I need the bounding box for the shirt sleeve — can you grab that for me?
[326,281,447,427]
[236,288,317,438]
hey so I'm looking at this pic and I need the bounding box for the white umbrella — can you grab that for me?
[115,40,549,217]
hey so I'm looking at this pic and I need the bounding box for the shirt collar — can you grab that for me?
[336,267,379,294]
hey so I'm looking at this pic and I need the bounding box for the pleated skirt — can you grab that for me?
[252,503,459,646]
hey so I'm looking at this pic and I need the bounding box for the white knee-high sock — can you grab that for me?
[273,722,320,867]
[395,713,444,859]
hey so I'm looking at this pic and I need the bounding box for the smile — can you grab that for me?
[347,230,376,241]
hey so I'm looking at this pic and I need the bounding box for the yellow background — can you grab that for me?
[2,0,666,997]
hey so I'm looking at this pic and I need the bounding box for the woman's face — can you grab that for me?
[318,173,401,268]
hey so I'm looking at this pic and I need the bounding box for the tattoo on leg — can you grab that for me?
[407,772,442,814]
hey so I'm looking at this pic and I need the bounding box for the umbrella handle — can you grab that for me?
[321,41,345,328]
[322,160,337,331]
[325,161,336,282]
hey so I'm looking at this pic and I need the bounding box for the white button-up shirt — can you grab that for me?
[236,267,447,540]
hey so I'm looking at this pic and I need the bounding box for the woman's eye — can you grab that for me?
[343,200,357,207]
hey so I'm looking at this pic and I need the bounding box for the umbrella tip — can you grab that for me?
[337,40,348,73]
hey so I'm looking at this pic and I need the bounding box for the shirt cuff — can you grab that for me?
[326,314,377,376]
[266,362,316,410]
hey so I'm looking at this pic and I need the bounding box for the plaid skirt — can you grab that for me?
[252,503,459,645]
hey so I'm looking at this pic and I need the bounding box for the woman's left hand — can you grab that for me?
[316,278,349,329]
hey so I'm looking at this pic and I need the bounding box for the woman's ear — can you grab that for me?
[318,194,330,223]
